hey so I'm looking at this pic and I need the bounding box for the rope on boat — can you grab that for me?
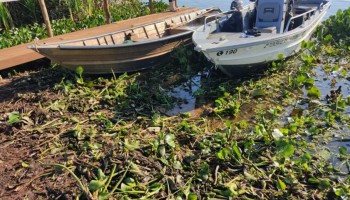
[34,37,39,52]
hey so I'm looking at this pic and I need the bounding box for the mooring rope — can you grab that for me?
[34,37,39,52]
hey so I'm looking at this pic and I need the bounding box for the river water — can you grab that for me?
[175,0,350,18]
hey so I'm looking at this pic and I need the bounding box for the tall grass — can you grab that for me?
[63,0,97,21]
[86,0,94,16]
[21,0,39,22]
[64,0,83,20]
[0,2,14,30]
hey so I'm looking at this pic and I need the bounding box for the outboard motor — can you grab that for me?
[222,0,244,32]
[230,0,243,10]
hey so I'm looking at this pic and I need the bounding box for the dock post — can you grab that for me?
[149,0,154,13]
[38,0,53,37]
[169,0,177,12]
[103,0,112,24]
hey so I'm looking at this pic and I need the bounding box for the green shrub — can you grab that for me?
[0,0,168,49]
[318,7,350,48]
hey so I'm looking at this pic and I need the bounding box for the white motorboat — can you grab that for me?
[192,0,331,76]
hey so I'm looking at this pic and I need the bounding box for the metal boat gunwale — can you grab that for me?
[28,7,219,49]
[55,30,193,49]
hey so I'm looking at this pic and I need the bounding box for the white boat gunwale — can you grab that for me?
[205,6,327,53]
[195,2,329,52]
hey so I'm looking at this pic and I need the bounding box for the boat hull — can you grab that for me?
[216,29,311,76]
[29,8,221,74]
[39,33,192,74]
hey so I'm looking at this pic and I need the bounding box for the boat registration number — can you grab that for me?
[264,38,288,48]
[217,49,237,56]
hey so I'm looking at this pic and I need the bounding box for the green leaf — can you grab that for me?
[303,78,315,87]
[282,144,294,158]
[296,74,307,84]
[98,192,110,200]
[277,53,284,59]
[252,88,265,98]
[215,98,224,106]
[21,161,29,168]
[97,168,106,180]
[307,86,321,98]
[304,152,312,160]
[77,78,84,85]
[318,179,331,190]
[244,171,257,181]
[277,179,286,191]
[124,139,140,151]
[188,193,198,200]
[173,160,183,170]
[124,177,136,187]
[339,146,347,155]
[333,187,347,197]
[8,111,21,124]
[216,189,234,197]
[198,163,209,181]
[217,148,230,160]
[308,177,320,184]
[76,66,84,76]
[179,120,188,129]
[83,142,102,150]
[301,40,311,49]
[324,34,332,42]
[120,183,132,192]
[231,141,242,160]
[165,134,176,148]
[183,183,191,198]
[89,180,105,192]
[149,183,162,191]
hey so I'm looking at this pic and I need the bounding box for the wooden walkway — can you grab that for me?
[0,7,198,71]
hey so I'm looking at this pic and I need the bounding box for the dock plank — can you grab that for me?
[0,7,198,71]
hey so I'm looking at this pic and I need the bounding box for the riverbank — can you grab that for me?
[0,6,349,200]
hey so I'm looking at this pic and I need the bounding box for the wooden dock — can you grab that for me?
[0,7,198,71]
